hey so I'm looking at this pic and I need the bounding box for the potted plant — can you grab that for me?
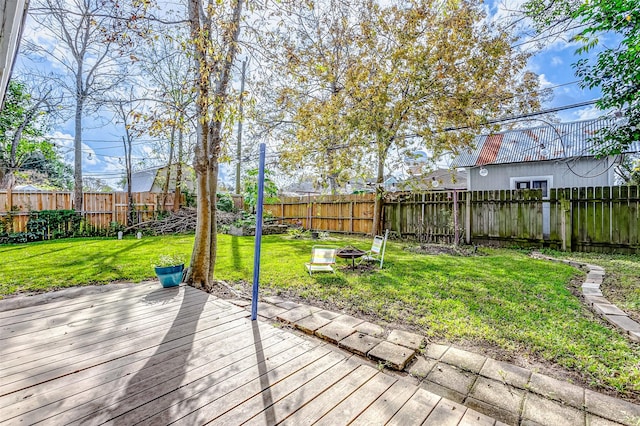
[154,254,186,288]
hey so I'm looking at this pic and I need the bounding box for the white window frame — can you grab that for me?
[510,175,553,199]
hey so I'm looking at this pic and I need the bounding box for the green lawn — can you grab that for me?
[0,234,638,399]
[539,250,640,321]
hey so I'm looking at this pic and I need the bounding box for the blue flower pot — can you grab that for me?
[154,264,184,288]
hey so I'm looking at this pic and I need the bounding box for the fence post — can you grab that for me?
[465,191,471,244]
[560,189,571,252]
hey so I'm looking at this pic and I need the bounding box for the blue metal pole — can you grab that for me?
[251,143,266,320]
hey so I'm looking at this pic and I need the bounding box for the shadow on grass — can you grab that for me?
[231,236,242,270]
[313,274,349,287]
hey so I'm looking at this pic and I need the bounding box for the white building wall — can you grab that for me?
[466,158,616,191]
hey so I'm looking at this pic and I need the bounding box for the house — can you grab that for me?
[129,164,195,193]
[396,168,467,191]
[451,117,640,195]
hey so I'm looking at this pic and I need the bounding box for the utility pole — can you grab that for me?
[235,59,246,195]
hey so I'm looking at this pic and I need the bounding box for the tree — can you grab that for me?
[138,32,195,211]
[185,0,244,290]
[257,0,369,195]
[0,80,66,189]
[26,0,126,212]
[107,87,145,227]
[265,0,540,233]
[524,0,640,155]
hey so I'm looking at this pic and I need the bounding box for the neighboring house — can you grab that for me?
[451,117,640,238]
[280,180,323,196]
[451,117,640,195]
[346,176,400,193]
[129,164,195,193]
[13,184,45,191]
[396,168,467,191]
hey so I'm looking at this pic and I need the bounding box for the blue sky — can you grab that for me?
[14,0,607,187]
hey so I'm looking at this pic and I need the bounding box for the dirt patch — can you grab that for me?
[405,244,482,256]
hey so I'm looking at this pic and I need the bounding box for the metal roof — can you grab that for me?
[451,118,640,167]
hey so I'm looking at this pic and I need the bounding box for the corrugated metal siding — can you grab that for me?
[452,117,639,167]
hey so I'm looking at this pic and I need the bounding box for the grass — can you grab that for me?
[0,234,638,399]
[538,249,640,321]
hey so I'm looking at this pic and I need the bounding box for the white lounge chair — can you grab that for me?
[359,229,389,268]
[305,246,337,276]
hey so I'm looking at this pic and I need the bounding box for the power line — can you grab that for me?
[443,99,600,132]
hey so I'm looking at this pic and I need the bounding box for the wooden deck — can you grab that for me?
[0,284,496,425]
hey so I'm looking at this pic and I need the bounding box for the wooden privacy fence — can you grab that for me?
[264,193,376,234]
[0,191,176,232]
[2,186,638,253]
[267,186,639,253]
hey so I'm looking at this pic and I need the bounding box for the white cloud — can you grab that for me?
[551,56,563,66]
[49,131,99,166]
[538,74,555,89]
[574,105,607,121]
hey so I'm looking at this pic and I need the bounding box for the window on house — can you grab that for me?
[514,179,549,197]
[531,180,548,197]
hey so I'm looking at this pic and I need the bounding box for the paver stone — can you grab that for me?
[585,389,640,426]
[368,340,416,370]
[315,321,356,344]
[479,358,531,389]
[528,373,584,408]
[522,392,584,426]
[441,347,486,373]
[339,332,382,357]
[387,329,425,350]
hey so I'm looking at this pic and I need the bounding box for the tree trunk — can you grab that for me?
[371,153,385,236]
[174,127,184,212]
[371,141,390,235]
[73,97,84,213]
[161,124,176,211]
[185,0,243,290]
[187,127,212,290]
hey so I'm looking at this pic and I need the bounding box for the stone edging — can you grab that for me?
[531,252,640,343]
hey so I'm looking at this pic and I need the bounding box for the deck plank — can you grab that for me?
[0,305,246,396]
[0,287,206,337]
[0,283,158,320]
[207,350,348,425]
[237,357,363,426]
[350,378,419,425]
[387,387,441,425]
[278,364,380,426]
[0,318,282,423]
[132,336,326,425]
[1,299,238,372]
[0,287,221,349]
[31,327,299,425]
[423,398,467,425]
[0,284,497,426]
[313,370,397,425]
[0,310,249,410]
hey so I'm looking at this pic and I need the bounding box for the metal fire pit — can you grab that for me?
[336,246,366,269]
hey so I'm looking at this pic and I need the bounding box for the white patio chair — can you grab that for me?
[359,229,389,268]
[305,246,337,276]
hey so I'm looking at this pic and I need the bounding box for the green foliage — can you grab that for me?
[287,227,310,239]
[25,210,81,240]
[524,0,640,155]
[216,192,235,212]
[154,253,186,267]
[243,168,279,212]
[0,81,70,189]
